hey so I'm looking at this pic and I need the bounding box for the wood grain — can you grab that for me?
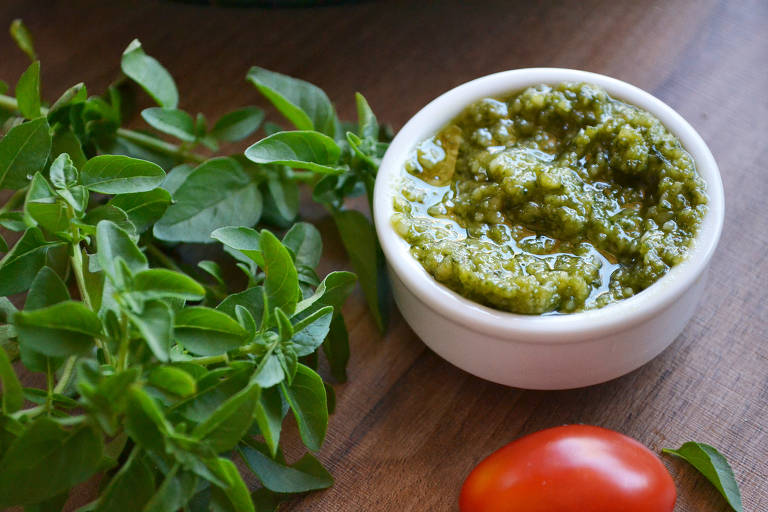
[0,0,766,510]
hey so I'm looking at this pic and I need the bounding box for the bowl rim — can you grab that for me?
[372,67,724,343]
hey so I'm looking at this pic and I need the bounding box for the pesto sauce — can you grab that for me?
[392,83,707,315]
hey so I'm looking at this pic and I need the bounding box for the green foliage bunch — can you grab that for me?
[0,21,387,511]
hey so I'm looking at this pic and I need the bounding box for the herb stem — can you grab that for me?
[53,356,77,394]
[46,359,54,413]
[0,93,206,164]
[70,245,92,310]
[117,313,130,371]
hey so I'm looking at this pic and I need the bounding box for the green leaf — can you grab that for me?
[275,307,293,341]
[246,67,336,136]
[211,226,263,267]
[245,131,343,175]
[15,60,41,119]
[211,106,265,142]
[282,222,322,269]
[355,92,379,140]
[198,260,225,286]
[149,366,197,397]
[141,107,196,142]
[0,227,61,296]
[296,271,356,315]
[0,117,51,190]
[333,209,389,331]
[240,442,333,493]
[193,382,259,452]
[128,300,173,361]
[143,465,198,512]
[108,188,172,233]
[154,157,262,243]
[48,82,87,117]
[261,230,300,316]
[0,344,23,413]
[664,442,743,512]
[0,418,103,507]
[125,386,170,453]
[323,314,350,382]
[131,268,206,301]
[121,39,178,108]
[173,364,252,424]
[20,266,70,372]
[175,306,248,356]
[252,386,284,458]
[290,306,333,357]
[216,287,265,326]
[13,301,101,357]
[96,220,148,282]
[252,354,284,389]
[50,129,87,170]
[161,163,195,194]
[81,154,166,194]
[95,449,155,512]
[10,19,36,61]
[25,173,70,234]
[209,458,255,512]
[49,153,78,189]
[265,168,299,222]
[280,364,327,451]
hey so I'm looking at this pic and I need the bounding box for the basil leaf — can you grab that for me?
[50,129,87,170]
[48,82,87,117]
[252,354,284,389]
[25,173,70,234]
[296,271,356,315]
[0,343,23,413]
[266,168,299,222]
[240,442,332,493]
[282,222,322,269]
[355,92,379,140]
[209,457,255,512]
[143,466,199,512]
[94,449,155,512]
[0,418,103,507]
[149,366,197,397]
[13,301,101,357]
[198,260,225,286]
[128,300,173,362]
[216,287,265,327]
[663,442,743,512]
[291,306,333,357]
[323,314,350,382]
[96,220,148,282]
[160,163,195,194]
[107,188,171,233]
[245,131,344,175]
[81,154,166,194]
[131,268,206,301]
[247,66,336,136]
[333,209,389,331]
[192,382,259,452]
[174,306,248,356]
[141,107,196,142]
[125,387,170,453]
[0,117,51,190]
[121,39,178,108]
[280,364,327,451]
[252,386,284,458]
[49,153,78,189]
[15,60,41,119]
[154,157,262,243]
[10,19,36,61]
[261,229,300,316]
[20,266,69,372]
[0,227,61,296]
[211,226,263,267]
[211,106,265,142]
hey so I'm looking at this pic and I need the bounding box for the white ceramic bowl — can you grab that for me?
[373,68,724,390]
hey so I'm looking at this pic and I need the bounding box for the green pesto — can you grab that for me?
[392,83,707,314]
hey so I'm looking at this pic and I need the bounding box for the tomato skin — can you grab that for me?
[459,425,676,512]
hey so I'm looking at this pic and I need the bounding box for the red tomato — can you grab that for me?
[459,425,676,512]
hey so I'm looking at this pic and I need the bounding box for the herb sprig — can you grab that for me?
[0,20,386,511]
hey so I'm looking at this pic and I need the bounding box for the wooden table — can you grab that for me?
[1,1,766,510]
